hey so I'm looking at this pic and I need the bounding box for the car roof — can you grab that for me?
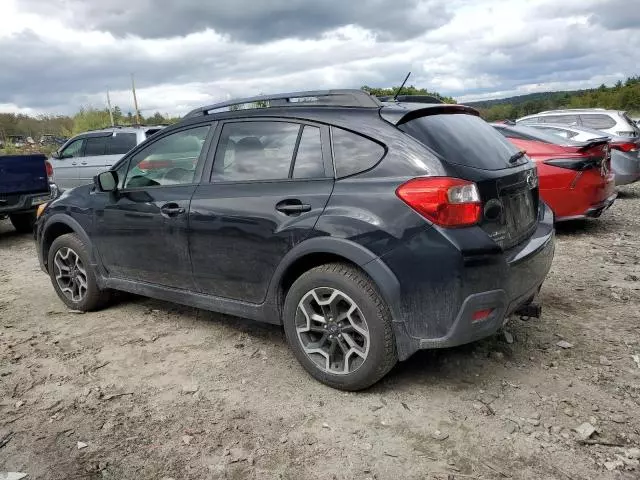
[525,109,620,116]
[71,125,165,140]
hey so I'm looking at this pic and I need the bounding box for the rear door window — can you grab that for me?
[84,137,107,156]
[107,133,137,155]
[331,128,385,178]
[212,121,299,181]
[401,113,521,170]
[580,114,616,130]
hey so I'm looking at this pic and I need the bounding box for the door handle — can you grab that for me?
[275,200,312,216]
[160,203,186,217]
[71,162,78,166]
[81,162,88,165]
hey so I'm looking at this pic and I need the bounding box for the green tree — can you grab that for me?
[361,85,456,104]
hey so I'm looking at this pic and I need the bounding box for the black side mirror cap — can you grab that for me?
[95,171,117,192]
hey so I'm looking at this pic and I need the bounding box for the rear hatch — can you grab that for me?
[395,110,538,249]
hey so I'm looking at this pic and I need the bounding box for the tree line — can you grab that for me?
[0,107,181,142]
[470,76,640,121]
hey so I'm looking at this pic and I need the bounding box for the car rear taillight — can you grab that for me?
[611,142,638,153]
[45,160,54,178]
[396,177,482,227]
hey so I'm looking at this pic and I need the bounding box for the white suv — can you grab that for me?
[49,125,165,190]
[517,109,639,139]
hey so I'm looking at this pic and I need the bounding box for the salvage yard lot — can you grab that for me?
[1,185,640,480]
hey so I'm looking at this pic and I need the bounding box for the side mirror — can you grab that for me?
[95,171,117,192]
[50,151,61,159]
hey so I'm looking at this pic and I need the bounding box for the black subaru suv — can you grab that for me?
[35,90,554,390]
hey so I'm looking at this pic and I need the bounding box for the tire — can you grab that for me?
[283,262,397,391]
[47,233,111,311]
[9,212,36,233]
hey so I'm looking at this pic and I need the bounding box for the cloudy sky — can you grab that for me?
[1,0,638,116]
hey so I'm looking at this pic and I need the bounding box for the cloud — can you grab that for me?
[1,0,639,115]
[17,0,454,42]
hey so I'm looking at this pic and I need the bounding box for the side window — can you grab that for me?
[331,127,385,178]
[123,125,210,189]
[545,115,579,125]
[107,133,137,155]
[212,121,299,181]
[84,137,107,156]
[60,138,85,158]
[581,114,616,130]
[293,126,324,179]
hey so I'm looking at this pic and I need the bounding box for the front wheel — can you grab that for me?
[9,212,36,233]
[283,263,397,391]
[47,233,111,311]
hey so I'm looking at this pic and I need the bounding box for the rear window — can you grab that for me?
[400,113,522,170]
[494,124,581,146]
[107,133,137,155]
[331,128,385,178]
[518,116,541,124]
[581,114,616,130]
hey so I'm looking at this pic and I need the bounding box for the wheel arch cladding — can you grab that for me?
[269,237,403,328]
[42,215,93,270]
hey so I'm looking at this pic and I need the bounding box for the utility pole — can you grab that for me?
[131,73,141,125]
[106,90,115,126]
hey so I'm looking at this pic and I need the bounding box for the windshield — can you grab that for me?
[399,113,524,170]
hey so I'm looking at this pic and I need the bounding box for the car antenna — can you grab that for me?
[393,72,412,101]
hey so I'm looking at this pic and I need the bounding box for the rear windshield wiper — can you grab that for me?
[509,150,526,164]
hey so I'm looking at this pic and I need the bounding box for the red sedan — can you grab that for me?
[493,124,616,221]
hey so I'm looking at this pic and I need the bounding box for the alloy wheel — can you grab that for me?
[53,247,88,303]
[295,287,370,375]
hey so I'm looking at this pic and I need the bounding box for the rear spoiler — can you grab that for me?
[380,104,480,126]
[576,138,610,152]
[377,95,444,104]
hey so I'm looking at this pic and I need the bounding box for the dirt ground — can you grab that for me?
[1,185,640,480]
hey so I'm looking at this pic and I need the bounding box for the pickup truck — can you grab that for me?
[0,154,56,233]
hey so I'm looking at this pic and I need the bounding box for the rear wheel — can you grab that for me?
[9,212,36,233]
[48,233,111,311]
[283,263,397,390]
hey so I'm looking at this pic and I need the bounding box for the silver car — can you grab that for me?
[526,123,640,186]
[49,126,164,190]
[517,109,640,139]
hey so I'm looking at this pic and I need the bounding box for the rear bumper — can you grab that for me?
[556,192,617,221]
[0,187,55,215]
[378,203,555,360]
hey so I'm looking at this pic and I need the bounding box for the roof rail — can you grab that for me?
[184,89,381,118]
[378,95,444,104]
[538,108,606,114]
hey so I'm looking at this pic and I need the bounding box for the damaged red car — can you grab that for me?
[493,124,616,221]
